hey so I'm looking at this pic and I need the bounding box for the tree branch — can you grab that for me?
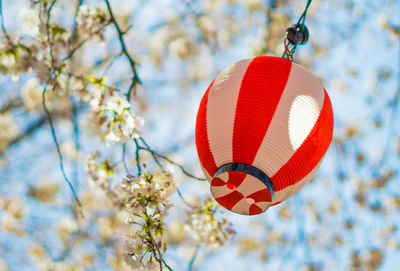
[6,114,48,149]
[42,77,83,211]
[104,0,141,99]
[0,97,22,114]
[138,144,206,181]
[0,0,12,43]
[188,245,200,271]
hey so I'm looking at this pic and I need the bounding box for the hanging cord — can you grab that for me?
[282,0,312,61]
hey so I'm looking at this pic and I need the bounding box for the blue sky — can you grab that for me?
[1,0,400,270]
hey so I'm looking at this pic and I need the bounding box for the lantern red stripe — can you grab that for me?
[272,159,322,204]
[211,177,227,186]
[252,62,325,177]
[195,82,218,177]
[271,90,333,191]
[227,171,247,187]
[246,188,272,202]
[215,190,244,210]
[249,204,263,215]
[236,174,270,197]
[232,57,292,165]
[247,188,271,202]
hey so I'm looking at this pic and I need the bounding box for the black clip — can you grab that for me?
[285,24,309,46]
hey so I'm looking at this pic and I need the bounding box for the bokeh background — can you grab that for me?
[0,0,400,270]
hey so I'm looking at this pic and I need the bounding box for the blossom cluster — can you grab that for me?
[85,83,144,144]
[117,173,175,269]
[0,43,47,81]
[84,152,115,189]
[85,154,176,270]
[0,112,19,152]
[117,173,175,215]
[76,5,109,40]
[185,198,235,249]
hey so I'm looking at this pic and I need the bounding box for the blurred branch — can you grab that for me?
[0,0,11,43]
[70,92,81,190]
[42,77,82,211]
[263,0,275,54]
[122,143,130,174]
[188,245,200,271]
[133,138,142,175]
[6,114,48,148]
[0,97,22,114]
[71,0,83,39]
[39,1,82,213]
[63,20,112,62]
[138,143,206,181]
[44,0,57,69]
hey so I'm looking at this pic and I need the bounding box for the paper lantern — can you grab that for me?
[195,56,334,215]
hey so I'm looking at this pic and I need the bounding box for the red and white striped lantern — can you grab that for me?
[195,56,334,215]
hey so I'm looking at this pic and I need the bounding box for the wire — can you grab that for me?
[282,0,313,61]
[297,0,312,27]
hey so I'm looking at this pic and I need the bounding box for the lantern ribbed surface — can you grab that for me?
[195,56,334,215]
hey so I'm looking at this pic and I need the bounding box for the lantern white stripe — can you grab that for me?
[229,175,272,214]
[288,95,321,150]
[255,201,271,211]
[252,63,325,178]
[236,174,268,197]
[206,59,252,167]
[231,197,251,214]
[210,185,233,198]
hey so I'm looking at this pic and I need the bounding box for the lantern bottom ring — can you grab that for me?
[210,162,274,215]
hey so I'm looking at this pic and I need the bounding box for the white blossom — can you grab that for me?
[84,152,114,188]
[185,198,235,249]
[21,77,41,111]
[87,86,143,144]
[0,112,19,151]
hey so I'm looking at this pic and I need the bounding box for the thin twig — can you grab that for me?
[144,210,174,271]
[70,91,80,191]
[63,20,112,62]
[42,76,82,211]
[136,138,196,207]
[101,51,124,77]
[122,143,130,174]
[162,258,174,271]
[45,0,58,69]
[41,0,82,213]
[104,0,141,99]
[139,137,166,173]
[139,146,206,181]
[71,0,83,39]
[0,0,11,43]
[133,138,142,175]
[104,0,143,179]
[188,245,200,271]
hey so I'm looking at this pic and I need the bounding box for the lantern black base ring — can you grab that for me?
[213,162,274,201]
